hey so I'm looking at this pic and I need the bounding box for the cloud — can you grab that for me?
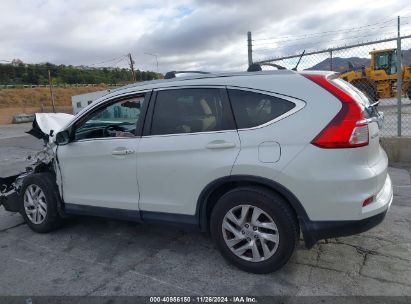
[0,0,409,73]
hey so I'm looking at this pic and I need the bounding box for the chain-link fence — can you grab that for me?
[255,36,411,137]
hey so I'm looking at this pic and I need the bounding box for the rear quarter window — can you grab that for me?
[228,89,296,129]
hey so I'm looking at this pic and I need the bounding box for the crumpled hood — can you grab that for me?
[27,113,74,141]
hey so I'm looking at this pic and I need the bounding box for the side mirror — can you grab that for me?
[55,130,70,146]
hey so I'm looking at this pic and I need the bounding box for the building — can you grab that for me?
[71,90,110,115]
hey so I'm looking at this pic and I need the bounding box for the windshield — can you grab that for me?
[375,50,397,75]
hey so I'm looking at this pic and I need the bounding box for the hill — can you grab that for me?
[307,57,370,72]
[306,48,411,72]
[0,60,162,85]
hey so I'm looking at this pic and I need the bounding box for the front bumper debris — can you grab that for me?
[0,173,30,212]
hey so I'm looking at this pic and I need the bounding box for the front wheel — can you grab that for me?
[20,172,63,233]
[210,187,299,274]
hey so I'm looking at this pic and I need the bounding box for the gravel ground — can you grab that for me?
[0,125,410,296]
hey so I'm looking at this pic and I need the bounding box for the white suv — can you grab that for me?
[0,70,393,273]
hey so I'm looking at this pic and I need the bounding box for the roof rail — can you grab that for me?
[247,63,287,72]
[164,70,211,79]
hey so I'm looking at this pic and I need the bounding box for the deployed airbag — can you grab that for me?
[27,113,74,141]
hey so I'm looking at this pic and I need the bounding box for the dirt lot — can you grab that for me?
[0,86,108,124]
[0,125,410,296]
[0,86,108,108]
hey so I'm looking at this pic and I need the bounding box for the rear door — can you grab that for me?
[136,87,240,215]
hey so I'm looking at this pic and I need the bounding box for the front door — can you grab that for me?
[57,93,146,210]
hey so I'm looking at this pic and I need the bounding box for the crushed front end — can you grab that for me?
[1,113,71,213]
[0,145,55,213]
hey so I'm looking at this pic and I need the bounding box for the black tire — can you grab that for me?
[20,172,63,233]
[407,83,411,100]
[210,187,299,274]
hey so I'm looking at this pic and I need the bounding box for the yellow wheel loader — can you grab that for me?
[339,48,411,101]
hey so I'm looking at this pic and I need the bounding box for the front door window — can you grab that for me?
[75,96,144,140]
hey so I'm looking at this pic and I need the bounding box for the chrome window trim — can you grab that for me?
[153,85,226,91]
[141,129,238,139]
[71,136,140,144]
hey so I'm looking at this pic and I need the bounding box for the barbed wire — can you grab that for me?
[253,23,411,61]
[253,31,410,53]
[252,25,401,46]
[252,18,397,42]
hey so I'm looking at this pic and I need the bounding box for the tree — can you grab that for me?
[0,62,163,85]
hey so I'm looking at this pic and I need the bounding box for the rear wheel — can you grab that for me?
[210,187,299,274]
[20,172,63,233]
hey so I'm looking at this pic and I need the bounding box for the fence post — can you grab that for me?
[247,31,253,66]
[397,16,402,137]
[329,50,333,71]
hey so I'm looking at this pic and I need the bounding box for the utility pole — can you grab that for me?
[247,31,253,66]
[128,53,136,82]
[396,16,402,137]
[48,70,56,113]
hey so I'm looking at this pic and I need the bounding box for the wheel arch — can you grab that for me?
[196,175,310,235]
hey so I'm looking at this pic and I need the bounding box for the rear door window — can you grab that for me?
[150,88,235,135]
[228,89,296,129]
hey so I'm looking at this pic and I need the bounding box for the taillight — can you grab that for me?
[303,74,369,149]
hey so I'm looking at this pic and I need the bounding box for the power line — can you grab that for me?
[87,54,128,67]
[252,18,396,42]
[253,32,394,52]
[111,57,128,67]
[252,23,400,46]
[253,24,411,53]
[255,34,411,64]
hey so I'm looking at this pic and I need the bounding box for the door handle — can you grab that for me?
[205,141,236,149]
[112,149,135,156]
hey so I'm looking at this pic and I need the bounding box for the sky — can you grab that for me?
[0,0,411,73]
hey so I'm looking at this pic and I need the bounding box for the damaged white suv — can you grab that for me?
[0,70,392,273]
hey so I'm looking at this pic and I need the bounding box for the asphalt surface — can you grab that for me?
[0,125,411,296]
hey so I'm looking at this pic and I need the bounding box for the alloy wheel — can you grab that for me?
[24,184,47,225]
[222,204,279,262]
